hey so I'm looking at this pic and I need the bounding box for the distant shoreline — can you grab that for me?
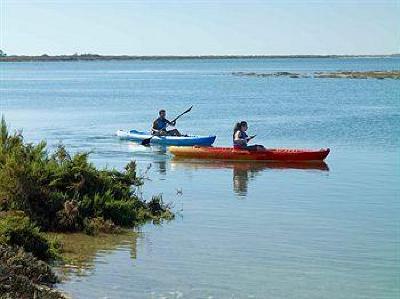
[1,54,399,62]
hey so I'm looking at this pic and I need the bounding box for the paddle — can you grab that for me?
[248,135,257,141]
[141,106,193,146]
[170,105,193,123]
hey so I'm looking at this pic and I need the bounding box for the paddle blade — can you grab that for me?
[172,106,194,123]
[184,105,193,114]
[141,138,151,146]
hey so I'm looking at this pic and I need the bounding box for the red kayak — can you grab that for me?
[169,146,330,162]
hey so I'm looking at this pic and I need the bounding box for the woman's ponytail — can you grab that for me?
[233,122,241,134]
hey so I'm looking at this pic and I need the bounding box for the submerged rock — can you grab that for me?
[232,70,399,80]
[314,70,400,79]
[232,71,310,78]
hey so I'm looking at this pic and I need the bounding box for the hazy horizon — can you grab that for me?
[2,52,399,57]
[1,0,399,56]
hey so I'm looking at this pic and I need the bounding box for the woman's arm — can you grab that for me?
[246,135,256,141]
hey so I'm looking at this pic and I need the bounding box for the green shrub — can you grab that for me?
[0,212,58,261]
[103,199,139,226]
[147,195,168,216]
[0,117,173,233]
[83,217,121,236]
[146,195,175,222]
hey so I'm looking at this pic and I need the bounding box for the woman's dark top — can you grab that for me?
[233,130,248,148]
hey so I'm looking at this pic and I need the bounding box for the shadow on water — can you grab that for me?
[171,158,329,196]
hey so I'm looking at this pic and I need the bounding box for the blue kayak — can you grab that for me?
[116,129,216,146]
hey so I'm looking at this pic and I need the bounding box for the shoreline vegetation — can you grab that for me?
[0,117,174,299]
[0,53,399,62]
[232,70,400,80]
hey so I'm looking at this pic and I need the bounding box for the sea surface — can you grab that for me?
[0,57,399,299]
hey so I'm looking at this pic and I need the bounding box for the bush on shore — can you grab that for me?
[0,245,67,299]
[0,117,173,235]
[0,117,174,297]
[0,212,60,261]
[83,216,121,235]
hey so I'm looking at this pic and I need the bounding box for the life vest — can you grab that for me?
[154,118,168,130]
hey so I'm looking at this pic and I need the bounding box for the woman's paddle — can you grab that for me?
[141,106,193,146]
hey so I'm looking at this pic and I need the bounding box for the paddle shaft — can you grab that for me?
[171,106,193,124]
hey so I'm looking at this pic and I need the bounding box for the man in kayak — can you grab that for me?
[233,121,265,151]
[152,109,181,136]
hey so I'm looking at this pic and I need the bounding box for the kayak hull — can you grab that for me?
[169,146,330,161]
[116,130,216,146]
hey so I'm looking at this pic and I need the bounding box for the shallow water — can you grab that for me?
[1,58,399,298]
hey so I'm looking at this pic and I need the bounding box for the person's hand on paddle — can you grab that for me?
[170,120,176,126]
[247,135,257,141]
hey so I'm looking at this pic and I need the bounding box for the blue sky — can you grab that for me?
[1,0,399,55]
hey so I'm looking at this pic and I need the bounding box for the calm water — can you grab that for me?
[0,58,399,299]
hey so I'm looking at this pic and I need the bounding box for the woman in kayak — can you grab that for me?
[233,121,265,151]
[152,109,181,136]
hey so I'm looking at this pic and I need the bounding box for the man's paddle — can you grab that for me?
[170,105,193,123]
[141,106,193,146]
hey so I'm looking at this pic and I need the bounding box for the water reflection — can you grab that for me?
[124,142,329,196]
[171,159,329,196]
[50,231,138,277]
[155,159,168,175]
[125,142,169,175]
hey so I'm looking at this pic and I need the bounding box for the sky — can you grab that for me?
[0,0,399,56]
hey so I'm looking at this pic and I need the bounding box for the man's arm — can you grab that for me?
[151,120,160,134]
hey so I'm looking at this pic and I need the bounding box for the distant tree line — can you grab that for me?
[1,51,399,62]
